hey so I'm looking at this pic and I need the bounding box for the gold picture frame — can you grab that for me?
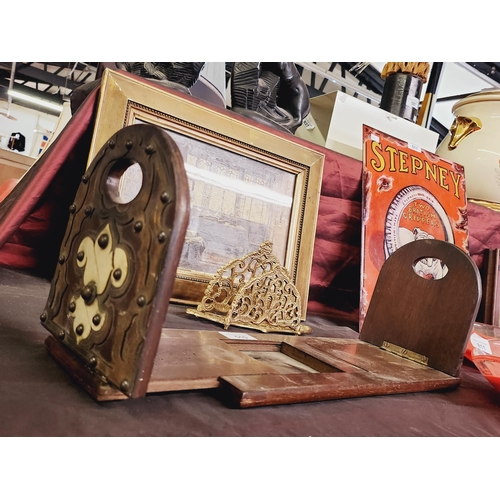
[88,69,324,318]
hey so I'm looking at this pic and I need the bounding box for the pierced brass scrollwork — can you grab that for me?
[187,241,311,335]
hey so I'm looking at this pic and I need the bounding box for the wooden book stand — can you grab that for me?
[42,125,482,407]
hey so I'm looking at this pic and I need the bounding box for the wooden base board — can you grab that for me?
[45,335,126,401]
[45,329,460,407]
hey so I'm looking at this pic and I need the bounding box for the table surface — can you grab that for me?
[1,267,500,437]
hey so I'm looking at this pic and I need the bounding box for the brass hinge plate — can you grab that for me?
[381,341,429,366]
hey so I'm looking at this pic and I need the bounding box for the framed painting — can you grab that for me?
[87,69,324,317]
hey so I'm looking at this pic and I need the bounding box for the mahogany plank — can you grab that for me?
[219,371,459,408]
[295,338,445,378]
[147,336,280,392]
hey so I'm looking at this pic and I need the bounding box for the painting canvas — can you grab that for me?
[360,125,469,327]
[155,128,295,273]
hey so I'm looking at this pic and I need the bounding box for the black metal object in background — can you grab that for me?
[417,62,444,129]
[380,72,424,123]
[2,62,500,142]
[466,62,500,84]
[341,62,385,95]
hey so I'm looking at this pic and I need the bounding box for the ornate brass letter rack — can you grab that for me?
[186,241,311,334]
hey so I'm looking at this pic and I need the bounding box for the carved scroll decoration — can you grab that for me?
[187,241,311,334]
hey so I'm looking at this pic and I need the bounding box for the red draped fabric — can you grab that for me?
[0,77,499,323]
[0,86,100,277]
[307,153,500,325]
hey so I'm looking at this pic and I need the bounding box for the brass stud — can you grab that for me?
[84,206,93,216]
[77,251,85,262]
[81,174,89,184]
[75,324,84,336]
[81,284,96,304]
[160,192,169,203]
[98,234,109,249]
[68,302,76,313]
[137,295,146,307]
[146,144,155,154]
[126,140,133,150]
[89,356,97,368]
[113,269,122,280]
[58,255,66,264]
[81,286,92,301]
[120,380,130,392]
[108,139,116,149]
[92,314,101,326]
[158,231,167,243]
[134,221,143,232]
[40,312,47,322]
[57,331,65,341]
[69,204,76,213]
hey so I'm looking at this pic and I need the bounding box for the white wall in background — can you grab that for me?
[0,102,59,158]
[432,63,494,130]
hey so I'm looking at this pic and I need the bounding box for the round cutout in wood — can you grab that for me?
[106,159,143,204]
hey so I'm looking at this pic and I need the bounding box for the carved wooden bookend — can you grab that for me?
[359,238,481,376]
[186,241,311,334]
[41,124,190,398]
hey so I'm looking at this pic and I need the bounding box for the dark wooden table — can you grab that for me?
[1,267,500,437]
